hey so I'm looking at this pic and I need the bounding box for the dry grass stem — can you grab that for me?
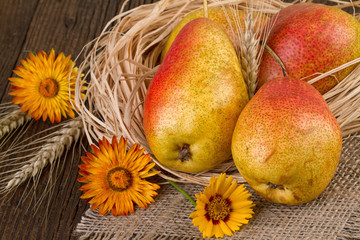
[73,0,360,184]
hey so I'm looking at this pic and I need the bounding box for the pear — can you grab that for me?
[232,77,342,205]
[144,18,248,173]
[258,3,360,94]
[161,7,268,61]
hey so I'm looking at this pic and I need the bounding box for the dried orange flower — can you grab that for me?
[78,136,160,216]
[9,49,82,123]
[190,173,254,238]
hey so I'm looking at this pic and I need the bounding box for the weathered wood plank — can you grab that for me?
[0,0,39,102]
[0,0,129,239]
[0,0,160,239]
[0,0,357,239]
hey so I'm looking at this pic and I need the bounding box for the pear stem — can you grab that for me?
[261,40,288,77]
[203,0,208,18]
[166,179,196,207]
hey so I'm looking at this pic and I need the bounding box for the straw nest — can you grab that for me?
[73,0,360,185]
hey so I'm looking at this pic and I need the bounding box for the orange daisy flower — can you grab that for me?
[78,136,160,216]
[9,49,82,123]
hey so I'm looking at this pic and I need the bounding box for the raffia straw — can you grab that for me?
[203,0,209,17]
[0,118,83,195]
[73,0,360,184]
[332,0,360,9]
[323,63,360,135]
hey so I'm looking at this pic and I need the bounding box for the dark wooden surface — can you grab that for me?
[0,1,156,239]
[0,0,348,239]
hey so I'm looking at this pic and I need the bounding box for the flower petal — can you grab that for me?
[8,49,83,122]
[189,174,255,238]
[77,136,160,216]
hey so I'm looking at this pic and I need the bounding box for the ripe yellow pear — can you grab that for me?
[232,77,342,205]
[144,18,248,173]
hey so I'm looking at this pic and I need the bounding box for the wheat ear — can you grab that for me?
[0,108,31,140]
[232,1,278,98]
[230,5,262,99]
[4,118,83,191]
[240,10,258,98]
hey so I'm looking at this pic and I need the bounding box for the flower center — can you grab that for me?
[39,78,59,98]
[206,195,231,221]
[107,167,132,192]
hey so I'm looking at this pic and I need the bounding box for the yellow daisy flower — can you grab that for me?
[9,49,81,123]
[78,136,160,216]
[190,173,254,238]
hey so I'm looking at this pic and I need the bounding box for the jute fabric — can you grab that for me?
[75,134,360,239]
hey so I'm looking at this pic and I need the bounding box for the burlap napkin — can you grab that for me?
[75,134,359,239]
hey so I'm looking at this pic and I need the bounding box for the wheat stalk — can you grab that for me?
[0,108,31,140]
[3,118,83,191]
[233,1,279,99]
[240,10,258,98]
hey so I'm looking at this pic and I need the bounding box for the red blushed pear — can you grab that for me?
[143,18,248,173]
[232,77,342,205]
[257,3,360,94]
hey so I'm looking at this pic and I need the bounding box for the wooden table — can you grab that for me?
[0,0,352,239]
[0,1,156,239]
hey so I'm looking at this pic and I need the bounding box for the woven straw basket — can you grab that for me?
[73,0,360,185]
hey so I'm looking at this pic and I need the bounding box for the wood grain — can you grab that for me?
[0,0,351,239]
[0,0,38,102]
[0,1,153,239]
[0,0,163,238]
